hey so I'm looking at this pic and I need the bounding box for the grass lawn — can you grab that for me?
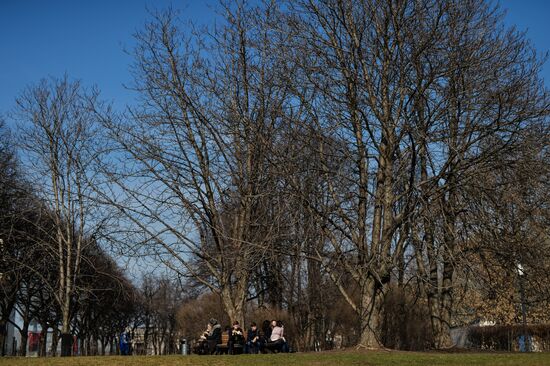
[1,350,549,366]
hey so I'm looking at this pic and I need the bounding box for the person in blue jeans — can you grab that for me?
[245,322,260,354]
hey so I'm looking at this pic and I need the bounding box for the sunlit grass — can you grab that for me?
[1,350,550,366]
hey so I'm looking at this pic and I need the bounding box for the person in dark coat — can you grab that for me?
[245,322,260,354]
[269,320,289,353]
[259,319,272,353]
[228,321,244,354]
[206,318,222,354]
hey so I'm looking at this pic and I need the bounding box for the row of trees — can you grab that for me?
[0,122,194,356]
[2,0,549,355]
[0,123,138,356]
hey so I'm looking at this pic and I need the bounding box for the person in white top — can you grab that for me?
[268,320,288,352]
[270,322,284,342]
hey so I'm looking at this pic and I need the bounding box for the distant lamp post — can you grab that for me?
[517,263,530,352]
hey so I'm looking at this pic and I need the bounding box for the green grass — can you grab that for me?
[1,351,550,366]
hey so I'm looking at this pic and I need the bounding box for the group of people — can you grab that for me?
[194,318,289,355]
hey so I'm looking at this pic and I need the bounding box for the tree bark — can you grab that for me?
[0,320,6,356]
[19,320,29,356]
[39,322,48,357]
[358,278,384,349]
[50,328,59,356]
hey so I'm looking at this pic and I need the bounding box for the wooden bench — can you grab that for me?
[216,333,230,354]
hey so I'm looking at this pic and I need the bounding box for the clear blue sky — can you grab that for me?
[0,0,216,116]
[1,0,549,119]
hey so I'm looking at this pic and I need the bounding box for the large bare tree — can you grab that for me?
[95,3,291,326]
[282,0,549,348]
[283,0,421,348]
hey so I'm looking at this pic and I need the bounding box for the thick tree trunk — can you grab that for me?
[425,252,456,349]
[143,317,150,353]
[60,289,72,356]
[85,336,91,356]
[19,322,29,356]
[436,254,455,348]
[113,337,119,355]
[427,288,442,347]
[359,316,380,349]
[426,237,443,348]
[307,254,322,351]
[358,278,384,349]
[220,268,248,327]
[221,289,246,328]
[434,175,457,349]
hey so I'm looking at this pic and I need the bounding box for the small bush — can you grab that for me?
[380,286,432,351]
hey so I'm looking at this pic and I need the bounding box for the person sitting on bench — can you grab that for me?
[259,320,271,353]
[266,320,288,352]
[245,322,260,354]
[228,321,245,354]
[206,318,222,354]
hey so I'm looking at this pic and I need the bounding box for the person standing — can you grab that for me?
[119,329,130,355]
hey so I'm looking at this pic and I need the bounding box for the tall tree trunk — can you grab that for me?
[358,278,384,348]
[221,287,246,327]
[50,328,59,356]
[307,252,322,351]
[436,189,457,349]
[436,257,454,348]
[0,320,6,356]
[60,287,72,356]
[143,316,150,354]
[19,319,29,356]
[39,324,48,357]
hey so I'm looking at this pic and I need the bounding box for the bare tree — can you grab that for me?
[408,1,549,348]
[280,0,549,349]
[94,3,291,326]
[14,76,104,356]
[0,119,26,356]
[282,0,421,348]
